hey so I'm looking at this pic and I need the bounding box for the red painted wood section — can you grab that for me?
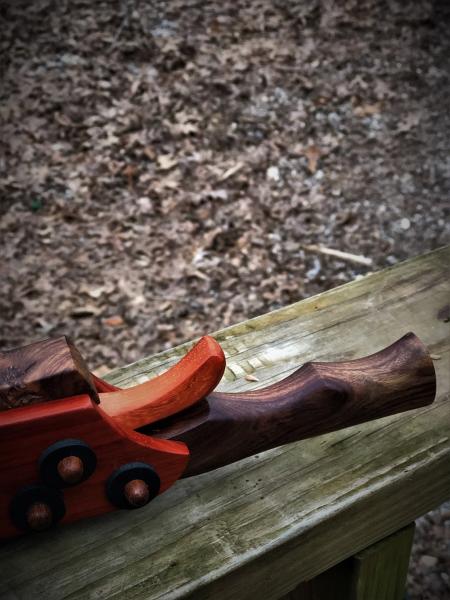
[0,394,188,539]
[96,336,225,430]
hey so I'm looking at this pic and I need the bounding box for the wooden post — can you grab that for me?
[284,523,415,600]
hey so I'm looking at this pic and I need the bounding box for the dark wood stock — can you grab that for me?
[0,336,98,410]
[149,333,436,476]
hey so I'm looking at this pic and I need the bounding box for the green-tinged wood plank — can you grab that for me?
[351,523,415,600]
[0,247,449,600]
[285,524,415,600]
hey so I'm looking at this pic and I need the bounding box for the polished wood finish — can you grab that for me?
[0,336,225,430]
[26,502,53,532]
[0,334,225,431]
[0,247,448,600]
[124,480,150,508]
[152,333,436,476]
[0,336,98,410]
[57,456,85,485]
[97,336,225,430]
[0,395,188,539]
[0,334,226,538]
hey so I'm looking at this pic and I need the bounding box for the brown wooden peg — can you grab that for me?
[123,479,150,508]
[26,501,53,531]
[57,455,85,485]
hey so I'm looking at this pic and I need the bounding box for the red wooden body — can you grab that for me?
[0,394,189,539]
[0,335,225,539]
[96,335,226,429]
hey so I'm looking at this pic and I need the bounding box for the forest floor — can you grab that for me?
[1,1,449,596]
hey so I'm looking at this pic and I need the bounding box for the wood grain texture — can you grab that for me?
[150,332,435,476]
[0,336,98,410]
[350,523,415,600]
[0,395,188,539]
[285,524,415,600]
[97,335,225,430]
[0,246,448,600]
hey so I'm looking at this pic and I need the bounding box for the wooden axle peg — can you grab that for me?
[123,479,150,508]
[10,485,65,532]
[57,456,84,485]
[39,439,96,488]
[26,502,53,531]
[106,462,160,509]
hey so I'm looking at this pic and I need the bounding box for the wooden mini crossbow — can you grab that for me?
[0,333,436,538]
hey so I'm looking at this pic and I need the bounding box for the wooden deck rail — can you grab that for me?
[0,246,449,599]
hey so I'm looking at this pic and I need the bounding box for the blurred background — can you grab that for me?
[1,0,449,597]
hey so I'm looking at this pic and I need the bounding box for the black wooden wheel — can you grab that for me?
[39,438,97,487]
[106,462,160,509]
[10,484,65,532]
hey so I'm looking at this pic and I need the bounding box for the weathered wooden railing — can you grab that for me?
[0,246,448,600]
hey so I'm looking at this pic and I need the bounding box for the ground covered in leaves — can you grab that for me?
[1,0,449,596]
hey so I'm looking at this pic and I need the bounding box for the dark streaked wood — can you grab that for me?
[0,336,99,410]
[151,333,436,476]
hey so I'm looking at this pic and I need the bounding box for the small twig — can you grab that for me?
[302,244,373,267]
[109,0,134,51]
[218,162,245,182]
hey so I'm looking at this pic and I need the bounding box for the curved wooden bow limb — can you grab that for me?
[96,336,226,431]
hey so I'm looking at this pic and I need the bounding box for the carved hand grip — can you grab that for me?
[152,333,436,476]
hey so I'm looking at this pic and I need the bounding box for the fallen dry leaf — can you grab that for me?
[103,315,125,327]
[157,154,178,170]
[353,102,381,117]
[304,145,321,174]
